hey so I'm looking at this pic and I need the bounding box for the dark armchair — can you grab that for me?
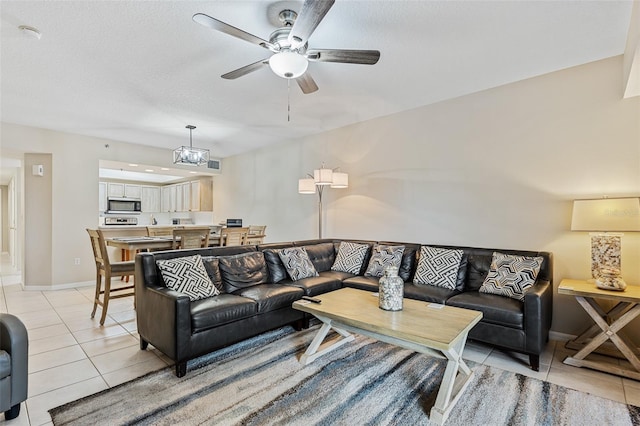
[0,313,28,420]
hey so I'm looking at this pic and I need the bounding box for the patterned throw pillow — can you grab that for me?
[413,246,463,290]
[278,247,319,281]
[364,245,405,278]
[156,255,219,301]
[479,252,544,301]
[331,242,369,274]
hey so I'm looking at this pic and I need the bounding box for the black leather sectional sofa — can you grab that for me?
[135,239,553,377]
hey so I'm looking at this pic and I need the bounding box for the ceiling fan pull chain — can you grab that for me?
[287,78,291,122]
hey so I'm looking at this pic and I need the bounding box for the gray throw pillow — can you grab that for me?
[413,246,463,290]
[278,247,319,281]
[331,242,369,274]
[364,244,405,278]
[156,255,219,301]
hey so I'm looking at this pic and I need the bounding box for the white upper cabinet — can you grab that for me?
[98,182,107,212]
[141,186,161,212]
[107,183,141,199]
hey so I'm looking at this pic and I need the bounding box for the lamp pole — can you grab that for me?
[317,185,325,238]
[298,166,348,239]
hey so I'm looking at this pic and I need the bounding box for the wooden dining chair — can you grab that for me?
[172,227,210,249]
[86,229,135,326]
[245,225,267,245]
[220,227,249,247]
[147,226,177,237]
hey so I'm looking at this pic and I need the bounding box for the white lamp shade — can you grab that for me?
[314,168,333,185]
[269,51,308,79]
[571,198,640,232]
[330,172,348,188]
[298,178,316,194]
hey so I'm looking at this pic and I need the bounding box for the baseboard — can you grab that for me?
[23,280,94,291]
[549,331,576,342]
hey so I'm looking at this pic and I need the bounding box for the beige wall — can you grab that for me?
[24,154,53,285]
[214,55,640,340]
[1,186,7,251]
[0,124,193,287]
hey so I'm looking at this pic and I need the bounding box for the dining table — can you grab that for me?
[106,235,222,253]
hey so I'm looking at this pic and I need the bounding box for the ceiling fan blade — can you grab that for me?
[193,13,275,51]
[306,49,380,65]
[221,59,269,80]
[288,0,335,49]
[296,72,319,94]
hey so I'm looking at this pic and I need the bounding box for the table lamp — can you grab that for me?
[571,197,640,290]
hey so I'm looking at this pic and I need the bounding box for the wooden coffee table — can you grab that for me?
[292,287,482,425]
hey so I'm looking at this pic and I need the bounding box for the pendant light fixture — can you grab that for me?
[173,125,210,166]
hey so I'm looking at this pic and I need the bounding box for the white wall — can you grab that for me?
[214,55,640,340]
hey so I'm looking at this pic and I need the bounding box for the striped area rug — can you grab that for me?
[50,324,640,425]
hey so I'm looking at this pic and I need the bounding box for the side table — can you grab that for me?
[558,278,640,380]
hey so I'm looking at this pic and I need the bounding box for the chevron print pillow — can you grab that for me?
[364,244,405,278]
[156,255,219,301]
[331,242,369,274]
[413,246,463,290]
[278,247,319,281]
[479,252,544,301]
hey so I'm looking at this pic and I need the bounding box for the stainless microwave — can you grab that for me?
[107,198,141,214]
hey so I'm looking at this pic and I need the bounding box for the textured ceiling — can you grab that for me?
[0,1,634,159]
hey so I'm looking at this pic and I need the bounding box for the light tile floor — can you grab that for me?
[1,253,639,425]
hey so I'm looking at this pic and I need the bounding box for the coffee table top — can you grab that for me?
[293,287,482,351]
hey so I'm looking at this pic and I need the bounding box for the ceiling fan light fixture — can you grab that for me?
[269,51,308,79]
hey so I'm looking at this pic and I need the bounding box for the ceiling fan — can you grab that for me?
[193,0,380,94]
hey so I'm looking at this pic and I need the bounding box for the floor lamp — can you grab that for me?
[298,165,348,238]
[571,197,640,290]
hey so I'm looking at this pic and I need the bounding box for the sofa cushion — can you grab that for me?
[156,255,219,301]
[301,242,336,272]
[465,252,493,291]
[190,294,257,333]
[331,241,370,274]
[0,350,10,380]
[320,270,357,282]
[364,244,405,278]
[413,246,463,290]
[282,274,342,297]
[342,276,379,293]
[479,252,544,301]
[278,247,319,281]
[403,282,459,304]
[262,249,287,283]
[201,256,224,293]
[232,284,304,314]
[218,252,269,293]
[447,292,524,329]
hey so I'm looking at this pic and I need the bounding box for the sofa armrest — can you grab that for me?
[523,280,553,354]
[136,282,192,361]
[0,313,28,408]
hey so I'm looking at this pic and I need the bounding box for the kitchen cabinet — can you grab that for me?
[157,178,214,213]
[141,186,161,212]
[107,183,141,199]
[190,178,213,211]
[99,182,107,212]
[161,186,171,212]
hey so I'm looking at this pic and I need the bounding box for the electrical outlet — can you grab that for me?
[74,258,81,265]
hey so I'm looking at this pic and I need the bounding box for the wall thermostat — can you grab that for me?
[32,164,44,176]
